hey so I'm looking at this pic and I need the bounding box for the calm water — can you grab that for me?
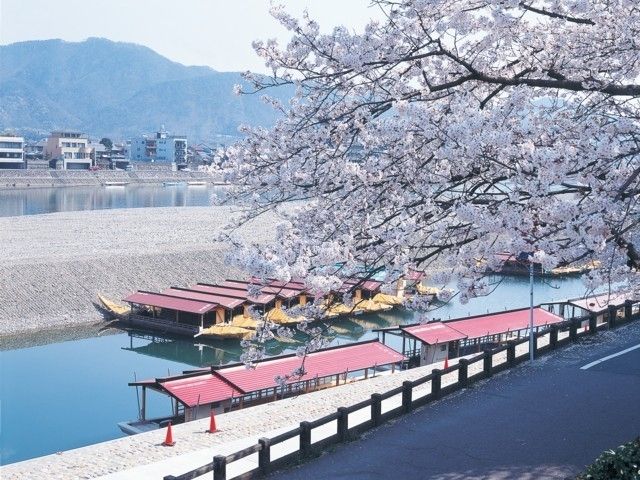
[0,275,591,465]
[0,184,226,217]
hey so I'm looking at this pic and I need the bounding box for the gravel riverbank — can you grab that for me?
[0,206,280,337]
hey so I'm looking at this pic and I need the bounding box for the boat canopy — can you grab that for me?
[402,307,563,342]
[162,287,244,310]
[216,340,404,392]
[130,340,405,408]
[156,371,243,407]
[219,280,301,300]
[124,291,216,315]
[403,322,467,345]
[194,283,276,305]
[338,278,383,293]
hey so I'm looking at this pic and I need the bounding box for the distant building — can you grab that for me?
[129,128,187,164]
[0,135,25,169]
[44,131,93,170]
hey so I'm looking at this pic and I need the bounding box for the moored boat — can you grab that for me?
[97,293,131,317]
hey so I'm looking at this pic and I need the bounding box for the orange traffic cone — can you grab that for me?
[444,356,449,369]
[206,410,217,433]
[163,422,176,446]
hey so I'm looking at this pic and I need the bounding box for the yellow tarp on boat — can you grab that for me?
[372,293,404,306]
[198,324,254,339]
[266,308,305,325]
[416,284,441,296]
[97,294,130,316]
[356,299,393,313]
[551,260,601,276]
[231,315,258,329]
[325,303,365,316]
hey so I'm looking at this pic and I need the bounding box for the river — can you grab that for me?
[0,274,590,465]
[0,184,226,217]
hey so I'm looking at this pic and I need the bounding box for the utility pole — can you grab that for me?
[529,260,535,361]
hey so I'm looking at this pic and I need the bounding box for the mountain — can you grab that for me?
[0,38,290,141]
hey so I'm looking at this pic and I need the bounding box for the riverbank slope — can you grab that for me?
[0,206,279,336]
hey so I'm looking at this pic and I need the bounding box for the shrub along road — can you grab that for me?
[271,321,640,480]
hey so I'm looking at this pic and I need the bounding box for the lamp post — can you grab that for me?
[529,259,535,362]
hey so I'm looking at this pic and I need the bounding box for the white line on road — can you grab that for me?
[580,343,640,370]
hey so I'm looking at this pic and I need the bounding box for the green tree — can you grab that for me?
[99,137,113,150]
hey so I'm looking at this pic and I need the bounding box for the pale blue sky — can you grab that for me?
[0,0,378,72]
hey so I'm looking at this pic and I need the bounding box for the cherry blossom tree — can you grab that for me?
[220,0,639,309]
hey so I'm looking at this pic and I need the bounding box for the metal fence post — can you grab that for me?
[431,369,442,399]
[213,455,227,480]
[589,313,598,334]
[607,305,617,328]
[402,381,413,413]
[549,325,558,349]
[299,421,311,455]
[258,437,271,475]
[569,319,578,341]
[532,331,538,352]
[337,407,349,442]
[458,359,469,386]
[507,342,516,365]
[371,393,382,426]
[624,300,633,321]
[483,353,493,377]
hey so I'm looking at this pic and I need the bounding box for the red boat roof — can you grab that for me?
[447,307,562,339]
[162,288,244,310]
[132,341,405,407]
[160,372,242,407]
[339,278,383,292]
[195,283,276,305]
[218,340,405,392]
[124,291,216,315]
[246,278,313,295]
[219,280,301,300]
[568,291,635,313]
[403,322,467,345]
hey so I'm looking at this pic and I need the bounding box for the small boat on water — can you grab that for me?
[97,294,130,317]
[163,181,186,186]
[104,181,129,187]
[187,181,207,186]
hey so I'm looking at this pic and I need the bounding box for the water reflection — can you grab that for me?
[0,184,227,217]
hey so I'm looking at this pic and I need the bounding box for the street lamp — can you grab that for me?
[529,259,534,362]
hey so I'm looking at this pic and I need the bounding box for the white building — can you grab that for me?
[44,131,93,170]
[0,135,25,169]
[129,128,187,164]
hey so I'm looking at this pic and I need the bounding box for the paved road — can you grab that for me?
[270,323,640,479]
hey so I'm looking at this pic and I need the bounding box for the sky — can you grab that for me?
[0,0,380,73]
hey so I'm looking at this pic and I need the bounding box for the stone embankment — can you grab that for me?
[0,169,221,189]
[0,206,279,337]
